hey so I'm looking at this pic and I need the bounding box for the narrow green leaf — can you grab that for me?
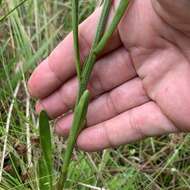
[90,0,112,49]
[94,0,129,54]
[72,0,81,79]
[39,111,53,189]
[57,90,90,189]
[38,159,51,190]
[0,0,28,23]
[78,0,111,99]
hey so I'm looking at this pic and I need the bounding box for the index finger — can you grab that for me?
[28,7,121,99]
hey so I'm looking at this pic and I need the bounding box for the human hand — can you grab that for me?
[28,0,190,152]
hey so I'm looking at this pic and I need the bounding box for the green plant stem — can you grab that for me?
[57,90,90,190]
[94,0,129,54]
[90,0,112,50]
[79,0,129,99]
[78,0,111,99]
[57,0,130,189]
[0,0,28,22]
[57,2,111,189]
[72,0,81,79]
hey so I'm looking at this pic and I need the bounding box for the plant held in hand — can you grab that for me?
[39,0,130,189]
[57,1,130,189]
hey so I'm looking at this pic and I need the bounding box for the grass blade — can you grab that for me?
[78,0,111,99]
[39,111,53,189]
[89,0,112,49]
[94,0,130,54]
[57,90,90,190]
[38,159,51,190]
[0,0,28,23]
[72,0,81,79]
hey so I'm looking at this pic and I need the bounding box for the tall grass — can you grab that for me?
[0,0,190,190]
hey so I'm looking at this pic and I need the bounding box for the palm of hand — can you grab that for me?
[119,0,190,132]
[28,0,190,151]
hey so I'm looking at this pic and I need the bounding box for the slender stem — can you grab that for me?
[90,0,112,50]
[72,0,81,80]
[78,0,112,99]
[0,0,28,23]
[57,90,90,190]
[94,0,129,55]
[79,0,129,98]
[0,83,20,182]
[57,2,111,189]
[57,0,130,189]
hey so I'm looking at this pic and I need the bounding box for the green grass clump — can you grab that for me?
[0,0,190,190]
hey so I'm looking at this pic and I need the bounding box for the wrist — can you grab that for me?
[152,0,190,33]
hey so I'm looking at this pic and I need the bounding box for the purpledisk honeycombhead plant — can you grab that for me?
[38,0,130,189]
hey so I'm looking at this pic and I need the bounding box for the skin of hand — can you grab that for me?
[28,0,190,152]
